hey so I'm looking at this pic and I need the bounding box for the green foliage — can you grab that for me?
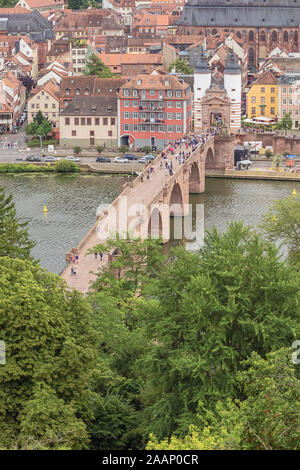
[276,112,293,134]
[272,154,282,167]
[0,163,75,174]
[73,146,82,155]
[25,111,53,140]
[142,146,152,154]
[264,148,273,158]
[96,145,104,154]
[84,53,114,78]
[0,257,97,449]
[168,59,193,75]
[28,138,57,148]
[118,145,129,153]
[147,348,300,450]
[261,194,300,266]
[136,222,300,440]
[68,0,89,9]
[54,160,80,173]
[0,186,34,259]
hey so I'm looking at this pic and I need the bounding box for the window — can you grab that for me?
[31,104,35,108]
[123,124,129,131]
[296,110,299,115]
[76,88,80,95]
[176,125,182,132]
[87,118,91,125]
[74,118,79,125]
[141,125,146,131]
[249,31,254,41]
[103,118,108,125]
[150,125,155,132]
[90,130,94,136]
[167,90,172,97]
[108,130,113,136]
[260,96,265,104]
[284,31,289,41]
[72,130,76,136]
[289,88,293,93]
[133,101,138,107]
[251,96,256,103]
[81,118,85,125]
[261,107,265,115]
[111,118,115,125]
[271,107,275,114]
[159,125,164,132]
[176,113,182,120]
[271,87,275,93]
[65,118,70,125]
[167,101,172,108]
[65,88,70,96]
[167,125,173,132]
[133,124,138,131]
[272,31,277,42]
[289,99,293,104]
[132,89,138,96]
[123,89,129,96]
[123,112,129,119]
[84,88,89,95]
[149,90,155,96]
[167,113,173,120]
[133,112,138,119]
[260,87,265,93]
[251,107,256,114]
[95,118,99,125]
[175,90,182,97]
[283,99,287,104]
[123,100,129,107]
[271,97,275,103]
[52,104,56,109]
[176,101,182,108]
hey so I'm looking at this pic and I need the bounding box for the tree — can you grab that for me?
[25,111,53,140]
[168,59,193,75]
[272,154,282,168]
[17,74,34,94]
[0,186,35,260]
[147,348,300,450]
[136,222,300,440]
[276,112,293,135]
[68,0,89,9]
[0,257,97,449]
[84,53,114,78]
[261,194,300,266]
[73,146,82,155]
[96,145,104,154]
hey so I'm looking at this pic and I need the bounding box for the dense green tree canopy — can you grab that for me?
[83,53,115,78]
[0,186,35,260]
[136,222,300,439]
[168,59,193,75]
[0,257,97,449]
[25,111,53,140]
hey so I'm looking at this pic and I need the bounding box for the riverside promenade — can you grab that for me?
[61,135,216,293]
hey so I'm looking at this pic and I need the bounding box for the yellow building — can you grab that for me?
[246,70,278,119]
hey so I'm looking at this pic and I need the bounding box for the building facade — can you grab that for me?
[28,80,60,138]
[118,74,193,149]
[278,72,300,128]
[246,70,278,120]
[59,96,118,148]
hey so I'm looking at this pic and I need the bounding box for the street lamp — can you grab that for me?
[38,135,43,155]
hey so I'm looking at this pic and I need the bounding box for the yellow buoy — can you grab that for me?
[292,188,297,196]
[43,205,48,213]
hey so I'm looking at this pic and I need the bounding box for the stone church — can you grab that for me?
[177,0,300,68]
[194,52,242,133]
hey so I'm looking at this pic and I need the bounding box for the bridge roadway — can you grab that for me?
[61,136,214,293]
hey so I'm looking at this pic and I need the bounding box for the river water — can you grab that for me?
[0,173,299,274]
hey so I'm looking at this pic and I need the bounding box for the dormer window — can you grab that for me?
[65,88,70,96]
[76,88,80,95]
[84,88,89,95]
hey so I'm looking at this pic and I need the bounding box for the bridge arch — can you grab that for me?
[205,147,215,169]
[189,161,201,193]
[148,207,163,239]
[169,182,184,216]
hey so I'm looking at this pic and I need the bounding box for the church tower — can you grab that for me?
[194,52,211,132]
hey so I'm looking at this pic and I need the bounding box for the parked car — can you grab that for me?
[138,156,149,164]
[44,156,59,162]
[96,156,111,163]
[114,157,128,163]
[65,155,80,162]
[144,153,156,160]
[123,153,137,160]
[24,154,41,162]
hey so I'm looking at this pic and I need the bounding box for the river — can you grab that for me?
[0,173,299,274]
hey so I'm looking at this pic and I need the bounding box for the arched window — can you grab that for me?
[65,88,70,96]
[212,29,217,35]
[294,31,298,43]
[272,31,277,42]
[237,31,241,38]
[284,31,289,41]
[260,31,265,41]
[76,88,80,95]
[249,30,254,41]
[84,88,89,95]
[249,48,255,64]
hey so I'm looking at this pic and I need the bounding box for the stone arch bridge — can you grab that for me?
[61,134,234,292]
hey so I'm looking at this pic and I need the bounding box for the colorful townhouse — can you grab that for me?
[118,74,193,149]
[246,70,278,120]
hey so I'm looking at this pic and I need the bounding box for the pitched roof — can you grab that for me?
[120,73,190,91]
[252,70,278,85]
[60,96,117,116]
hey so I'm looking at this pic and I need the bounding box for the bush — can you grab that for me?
[118,145,129,153]
[96,145,104,154]
[28,138,58,148]
[54,160,80,173]
[0,163,53,174]
[73,146,82,155]
[265,149,273,158]
[142,146,152,154]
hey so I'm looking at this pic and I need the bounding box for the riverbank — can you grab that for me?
[206,168,300,181]
[0,162,80,174]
